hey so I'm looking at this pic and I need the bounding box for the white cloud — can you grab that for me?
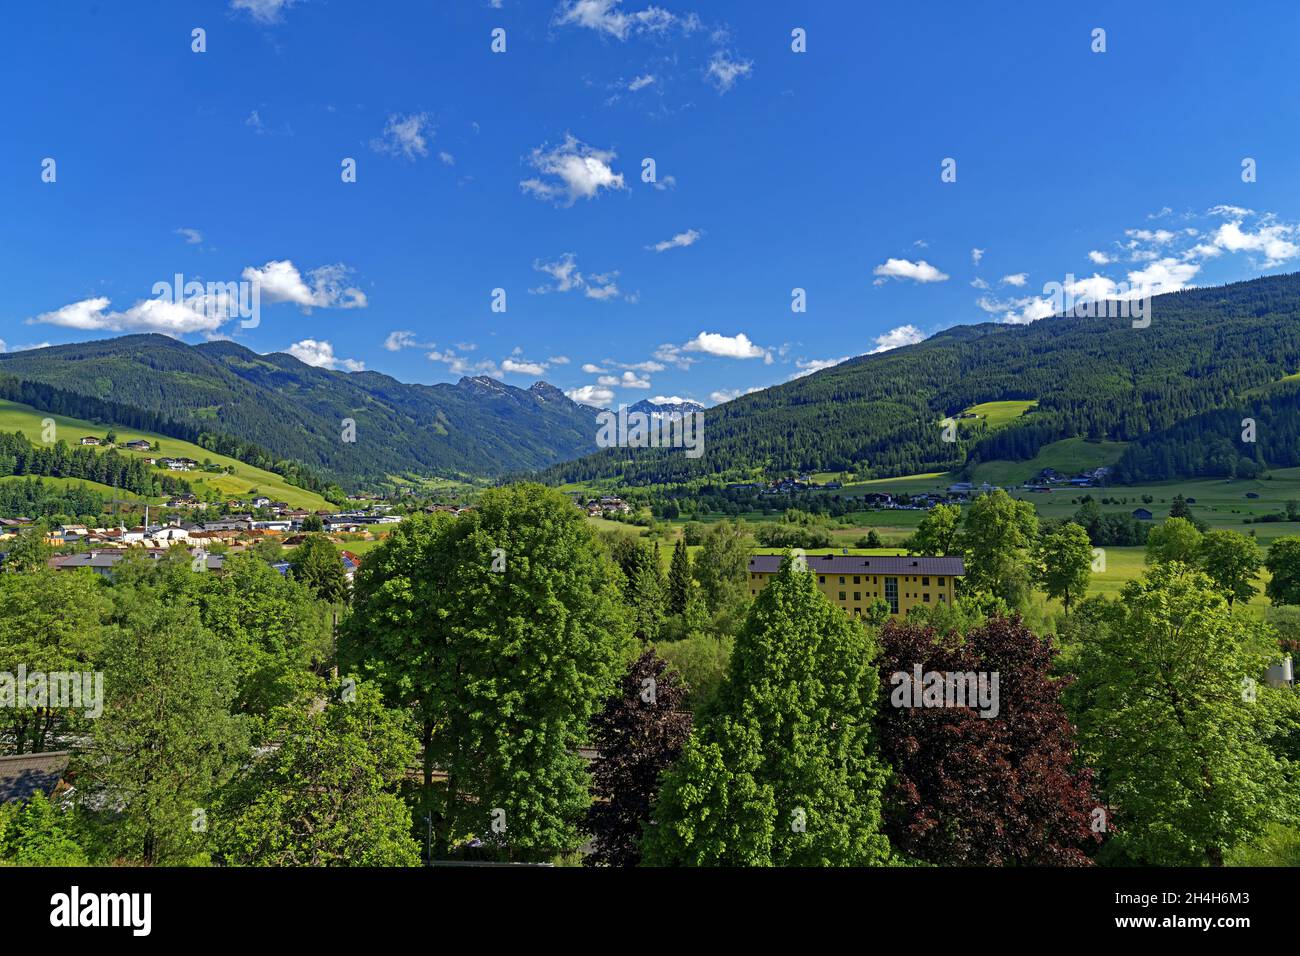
[531,254,627,301]
[581,362,608,374]
[552,0,688,40]
[653,343,697,370]
[384,330,433,351]
[1000,273,1027,287]
[870,325,926,353]
[28,296,226,335]
[175,227,203,245]
[683,331,767,360]
[520,134,625,205]
[628,74,656,91]
[230,0,296,24]
[647,228,702,252]
[427,348,499,378]
[970,277,990,290]
[709,386,763,404]
[438,150,455,166]
[597,370,651,389]
[971,248,985,265]
[566,384,616,407]
[371,113,433,160]
[1211,219,1300,267]
[653,174,677,191]
[243,260,367,310]
[792,356,850,378]
[706,51,753,92]
[872,258,949,283]
[1087,250,1114,265]
[285,339,365,372]
[502,358,548,376]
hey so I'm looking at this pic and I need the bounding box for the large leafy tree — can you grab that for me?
[1198,529,1262,607]
[81,602,247,865]
[690,519,753,627]
[667,537,691,617]
[643,557,891,866]
[584,649,693,866]
[0,568,110,754]
[0,794,87,866]
[1265,536,1300,606]
[342,483,634,862]
[1035,521,1094,613]
[959,490,1039,607]
[908,503,962,556]
[212,678,420,866]
[1144,516,1203,566]
[1071,563,1299,866]
[875,616,1100,865]
[288,533,350,604]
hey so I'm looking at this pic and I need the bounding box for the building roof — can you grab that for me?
[748,554,965,576]
[0,751,70,803]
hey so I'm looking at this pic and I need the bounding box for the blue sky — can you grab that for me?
[6,0,1300,408]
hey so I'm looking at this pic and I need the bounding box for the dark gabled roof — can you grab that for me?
[0,751,70,802]
[747,554,965,576]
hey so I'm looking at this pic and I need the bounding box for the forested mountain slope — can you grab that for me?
[0,336,601,485]
[541,273,1300,485]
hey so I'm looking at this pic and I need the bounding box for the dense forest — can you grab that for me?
[541,272,1300,486]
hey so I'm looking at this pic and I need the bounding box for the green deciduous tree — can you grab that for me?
[1035,521,1094,613]
[667,538,691,617]
[342,484,634,862]
[1198,529,1262,607]
[288,534,350,604]
[908,504,962,556]
[643,557,891,866]
[0,793,87,866]
[212,678,420,867]
[81,602,247,865]
[959,491,1039,607]
[1144,516,1203,566]
[691,519,753,629]
[1266,536,1300,606]
[1072,563,1299,866]
[0,568,110,754]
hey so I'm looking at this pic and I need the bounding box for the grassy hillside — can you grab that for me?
[969,437,1128,486]
[0,400,330,509]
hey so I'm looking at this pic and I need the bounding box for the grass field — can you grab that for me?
[959,399,1038,429]
[0,474,146,501]
[0,400,330,510]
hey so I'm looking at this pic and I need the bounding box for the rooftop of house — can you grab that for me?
[0,751,70,803]
[748,554,965,576]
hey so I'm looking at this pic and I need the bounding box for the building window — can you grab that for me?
[853,575,860,584]
[938,577,945,586]
[922,577,929,587]
[838,591,846,601]
[819,576,825,583]
[839,576,845,585]
[923,592,931,603]
[854,592,861,601]
[884,577,899,614]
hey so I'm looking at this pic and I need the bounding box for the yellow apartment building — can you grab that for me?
[746,553,965,617]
